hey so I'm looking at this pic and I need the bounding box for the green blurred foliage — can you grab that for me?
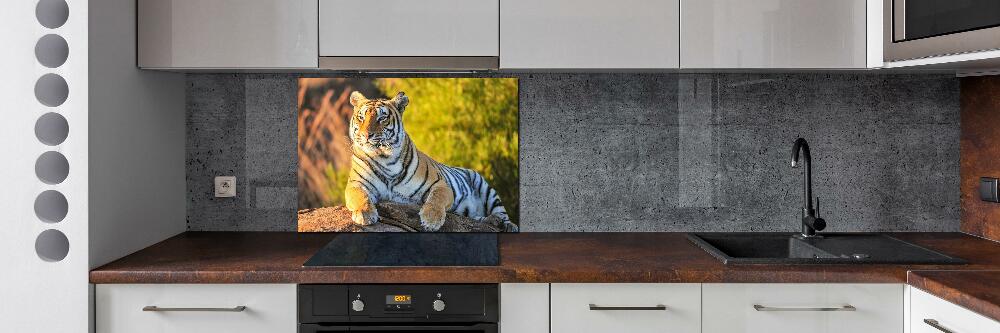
[323,163,351,209]
[376,78,519,225]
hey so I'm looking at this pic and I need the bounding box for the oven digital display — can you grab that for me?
[386,295,412,305]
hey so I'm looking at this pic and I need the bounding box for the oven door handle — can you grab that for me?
[346,323,497,332]
[299,323,497,332]
[298,325,349,333]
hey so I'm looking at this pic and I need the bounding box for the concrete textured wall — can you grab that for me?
[186,73,960,232]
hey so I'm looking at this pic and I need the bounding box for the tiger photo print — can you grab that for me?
[345,91,518,232]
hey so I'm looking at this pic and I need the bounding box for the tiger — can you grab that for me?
[345,91,518,232]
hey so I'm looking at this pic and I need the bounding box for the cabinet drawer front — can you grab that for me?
[910,287,1000,333]
[703,283,903,333]
[96,284,296,333]
[500,284,548,333]
[319,0,499,57]
[551,283,701,333]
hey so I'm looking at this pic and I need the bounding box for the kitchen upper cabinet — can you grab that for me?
[551,283,701,333]
[137,0,318,69]
[702,283,904,333]
[500,0,680,69]
[680,0,869,68]
[909,286,1000,333]
[319,0,499,57]
[96,284,297,333]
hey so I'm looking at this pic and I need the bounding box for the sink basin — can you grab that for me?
[687,233,966,265]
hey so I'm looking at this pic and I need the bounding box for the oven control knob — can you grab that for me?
[432,299,446,312]
[351,299,365,312]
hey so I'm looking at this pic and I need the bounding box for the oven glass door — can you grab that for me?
[898,0,1000,41]
[300,323,497,333]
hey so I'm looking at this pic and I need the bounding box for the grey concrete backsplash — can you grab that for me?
[186,73,960,232]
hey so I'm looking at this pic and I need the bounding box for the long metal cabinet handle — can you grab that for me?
[142,306,247,312]
[923,319,956,333]
[753,304,856,312]
[589,304,667,311]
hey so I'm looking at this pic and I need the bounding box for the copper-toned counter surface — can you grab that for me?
[961,76,1000,242]
[90,232,1000,285]
[908,270,1000,322]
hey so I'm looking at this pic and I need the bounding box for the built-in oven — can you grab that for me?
[298,284,498,333]
[884,0,1000,61]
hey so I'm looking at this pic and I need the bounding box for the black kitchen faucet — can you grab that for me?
[791,138,826,238]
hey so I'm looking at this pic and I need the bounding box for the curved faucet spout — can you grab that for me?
[791,138,824,237]
[791,138,810,168]
[791,138,813,206]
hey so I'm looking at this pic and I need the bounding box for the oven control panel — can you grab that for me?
[298,284,498,323]
[385,294,414,311]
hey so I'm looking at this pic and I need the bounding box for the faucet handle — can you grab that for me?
[811,216,827,231]
[815,196,820,218]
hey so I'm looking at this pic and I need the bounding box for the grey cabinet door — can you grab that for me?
[501,0,680,69]
[138,0,318,69]
[680,0,868,69]
[319,0,499,57]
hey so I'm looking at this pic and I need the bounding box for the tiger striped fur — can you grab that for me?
[345,91,518,232]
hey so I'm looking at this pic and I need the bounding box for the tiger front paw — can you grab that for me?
[418,207,446,232]
[479,215,519,232]
[351,206,379,226]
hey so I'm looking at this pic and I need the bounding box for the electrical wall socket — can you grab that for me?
[980,177,999,203]
[215,176,236,198]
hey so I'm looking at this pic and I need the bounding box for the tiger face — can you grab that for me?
[349,91,409,153]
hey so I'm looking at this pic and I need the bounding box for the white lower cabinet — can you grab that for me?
[95,283,999,333]
[702,283,904,333]
[550,283,701,333]
[500,283,549,333]
[96,284,297,333]
[910,286,1000,333]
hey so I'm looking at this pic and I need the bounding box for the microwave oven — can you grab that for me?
[884,0,1000,62]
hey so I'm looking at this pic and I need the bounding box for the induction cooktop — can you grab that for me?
[303,233,499,267]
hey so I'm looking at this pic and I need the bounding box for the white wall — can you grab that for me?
[0,0,90,331]
[88,0,187,270]
[0,0,185,331]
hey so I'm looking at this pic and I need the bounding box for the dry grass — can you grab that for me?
[297,78,380,209]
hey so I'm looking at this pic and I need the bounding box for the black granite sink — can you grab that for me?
[687,233,966,265]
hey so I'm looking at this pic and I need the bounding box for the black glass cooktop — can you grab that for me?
[303,233,499,267]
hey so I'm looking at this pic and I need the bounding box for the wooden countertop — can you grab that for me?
[90,232,1000,284]
[89,232,1000,321]
[908,270,1000,323]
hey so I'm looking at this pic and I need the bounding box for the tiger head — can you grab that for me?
[349,91,409,154]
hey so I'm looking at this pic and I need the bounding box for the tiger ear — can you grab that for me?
[390,92,409,112]
[350,91,367,107]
